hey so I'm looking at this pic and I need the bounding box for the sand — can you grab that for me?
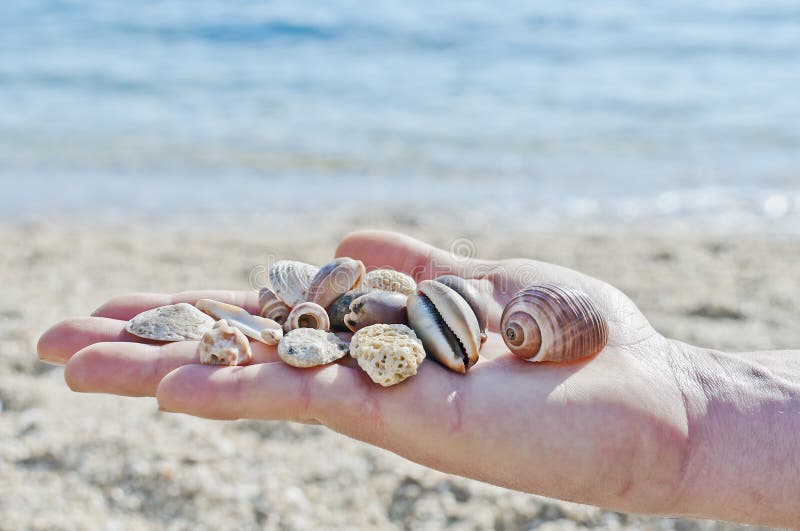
[1,219,797,530]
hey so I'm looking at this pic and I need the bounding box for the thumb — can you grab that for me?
[335,230,490,280]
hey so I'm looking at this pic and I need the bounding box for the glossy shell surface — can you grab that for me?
[406,280,481,373]
[344,290,408,333]
[500,284,608,363]
[195,299,283,345]
[306,257,366,309]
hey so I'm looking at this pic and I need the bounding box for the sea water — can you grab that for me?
[1,1,798,232]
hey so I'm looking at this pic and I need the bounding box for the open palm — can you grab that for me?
[38,230,693,517]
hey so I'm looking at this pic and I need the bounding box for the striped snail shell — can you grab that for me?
[258,288,290,325]
[500,284,608,363]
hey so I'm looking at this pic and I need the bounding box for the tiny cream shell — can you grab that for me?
[306,257,366,309]
[500,284,608,363]
[258,287,290,325]
[362,269,417,295]
[126,303,215,341]
[269,260,319,307]
[286,301,331,332]
[277,328,349,368]
[198,320,253,366]
[344,291,408,333]
[350,324,425,387]
[195,299,283,345]
[328,289,370,331]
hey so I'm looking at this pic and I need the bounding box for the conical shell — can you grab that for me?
[269,260,319,307]
[500,284,608,363]
[406,280,481,373]
[258,288,290,325]
[195,299,283,345]
[286,301,330,332]
[434,275,488,343]
[344,290,408,333]
[363,269,417,295]
[306,257,366,310]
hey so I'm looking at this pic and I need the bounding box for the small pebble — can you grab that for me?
[277,328,349,368]
[198,320,252,366]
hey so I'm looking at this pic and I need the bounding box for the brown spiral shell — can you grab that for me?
[500,284,608,363]
[258,288,290,325]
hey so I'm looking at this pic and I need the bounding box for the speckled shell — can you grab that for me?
[258,287,290,325]
[344,290,408,333]
[500,284,608,363]
[434,275,488,343]
[406,280,481,373]
[277,328,349,368]
[126,303,215,341]
[328,289,370,332]
[195,299,283,345]
[306,257,366,310]
[269,260,319,307]
[286,301,330,332]
[198,320,253,366]
[362,269,417,295]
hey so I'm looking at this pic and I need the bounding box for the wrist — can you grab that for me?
[668,342,800,526]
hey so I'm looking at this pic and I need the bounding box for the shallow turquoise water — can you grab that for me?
[1,1,798,229]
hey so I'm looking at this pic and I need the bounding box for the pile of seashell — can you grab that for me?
[125,257,608,387]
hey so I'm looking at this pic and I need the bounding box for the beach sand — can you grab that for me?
[1,220,797,530]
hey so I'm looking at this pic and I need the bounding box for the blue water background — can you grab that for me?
[1,1,799,231]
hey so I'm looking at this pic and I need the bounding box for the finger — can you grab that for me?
[92,290,259,320]
[335,230,492,280]
[38,317,145,365]
[65,340,280,396]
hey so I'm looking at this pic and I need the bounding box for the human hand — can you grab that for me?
[37,230,799,527]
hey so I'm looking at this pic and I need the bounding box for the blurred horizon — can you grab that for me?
[1,1,799,231]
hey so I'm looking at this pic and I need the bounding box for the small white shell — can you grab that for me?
[362,269,417,295]
[198,320,253,366]
[258,288,290,325]
[277,328,349,368]
[269,260,319,307]
[350,324,425,387]
[126,303,215,341]
[195,299,283,345]
[285,301,331,332]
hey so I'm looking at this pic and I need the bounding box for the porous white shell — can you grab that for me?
[362,269,417,295]
[277,328,349,368]
[350,324,425,387]
[258,287,290,325]
[406,280,482,373]
[198,320,252,366]
[126,303,215,341]
[285,301,330,332]
[344,290,408,333]
[195,299,283,345]
[269,260,319,307]
[306,257,366,309]
[501,284,608,363]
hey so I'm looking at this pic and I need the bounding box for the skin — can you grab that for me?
[37,230,800,527]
